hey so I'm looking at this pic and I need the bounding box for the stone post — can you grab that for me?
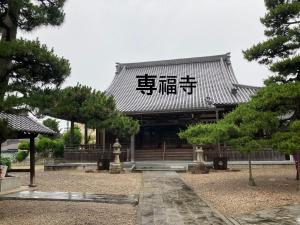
[110,139,122,174]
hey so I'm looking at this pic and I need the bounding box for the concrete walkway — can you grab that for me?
[138,171,231,225]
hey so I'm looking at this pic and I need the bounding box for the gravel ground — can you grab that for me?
[0,166,142,225]
[180,166,300,216]
[14,166,142,194]
[0,201,136,225]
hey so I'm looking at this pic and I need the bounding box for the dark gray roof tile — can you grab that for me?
[0,113,56,135]
[107,53,259,114]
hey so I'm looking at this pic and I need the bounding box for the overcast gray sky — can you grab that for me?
[21,0,269,90]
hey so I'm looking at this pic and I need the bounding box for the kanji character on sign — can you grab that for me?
[159,76,177,95]
[136,74,157,95]
[179,75,197,95]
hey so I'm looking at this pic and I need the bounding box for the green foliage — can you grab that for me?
[63,126,82,145]
[243,0,300,82]
[180,99,279,154]
[18,140,30,150]
[0,157,12,169]
[0,0,67,32]
[32,84,139,142]
[179,122,237,146]
[43,118,60,134]
[35,137,64,158]
[104,112,140,139]
[51,139,64,158]
[271,120,300,154]
[36,137,53,154]
[0,119,15,144]
[0,0,70,114]
[242,1,300,162]
[15,151,28,162]
[179,123,216,146]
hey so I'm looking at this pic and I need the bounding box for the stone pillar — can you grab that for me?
[110,139,122,174]
[130,135,135,163]
[193,145,196,162]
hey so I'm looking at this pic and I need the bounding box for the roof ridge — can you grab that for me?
[233,83,261,89]
[118,53,231,68]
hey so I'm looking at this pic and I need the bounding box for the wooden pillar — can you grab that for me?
[216,110,221,156]
[130,135,135,163]
[29,135,36,187]
[96,129,99,145]
[70,121,74,145]
[102,129,105,152]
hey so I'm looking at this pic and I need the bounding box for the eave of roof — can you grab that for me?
[0,112,56,135]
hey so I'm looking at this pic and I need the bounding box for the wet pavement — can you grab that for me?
[0,190,138,205]
[138,171,231,225]
[231,203,300,225]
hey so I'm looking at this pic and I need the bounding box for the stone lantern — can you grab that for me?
[195,145,204,163]
[192,145,209,174]
[109,138,122,174]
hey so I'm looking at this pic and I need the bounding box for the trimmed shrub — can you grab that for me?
[18,140,30,150]
[52,139,64,158]
[15,151,28,162]
[63,126,82,145]
[0,157,12,169]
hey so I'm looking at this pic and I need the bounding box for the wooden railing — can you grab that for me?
[204,148,286,161]
[64,144,129,162]
[63,144,287,162]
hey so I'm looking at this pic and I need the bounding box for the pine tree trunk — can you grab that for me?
[248,152,256,186]
[0,5,17,103]
[84,125,88,145]
[297,151,300,191]
[70,121,74,146]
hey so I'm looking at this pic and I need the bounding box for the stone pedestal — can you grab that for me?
[109,163,122,174]
[0,176,21,192]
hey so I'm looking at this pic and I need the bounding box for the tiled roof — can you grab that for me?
[106,53,259,114]
[0,113,56,135]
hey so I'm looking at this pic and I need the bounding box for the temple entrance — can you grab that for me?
[135,125,193,161]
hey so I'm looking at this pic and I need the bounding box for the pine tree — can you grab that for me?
[244,0,300,183]
[0,0,71,113]
[244,0,300,84]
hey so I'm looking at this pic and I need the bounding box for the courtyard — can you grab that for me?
[1,165,300,225]
[0,166,141,225]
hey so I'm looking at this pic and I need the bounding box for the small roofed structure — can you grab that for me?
[0,112,56,187]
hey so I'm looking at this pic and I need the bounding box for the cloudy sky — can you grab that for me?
[21,0,269,91]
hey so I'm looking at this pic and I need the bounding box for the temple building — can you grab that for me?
[96,53,278,162]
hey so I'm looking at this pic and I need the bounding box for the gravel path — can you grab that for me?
[0,166,142,225]
[180,166,300,216]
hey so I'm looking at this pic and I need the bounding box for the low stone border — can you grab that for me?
[0,191,139,205]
